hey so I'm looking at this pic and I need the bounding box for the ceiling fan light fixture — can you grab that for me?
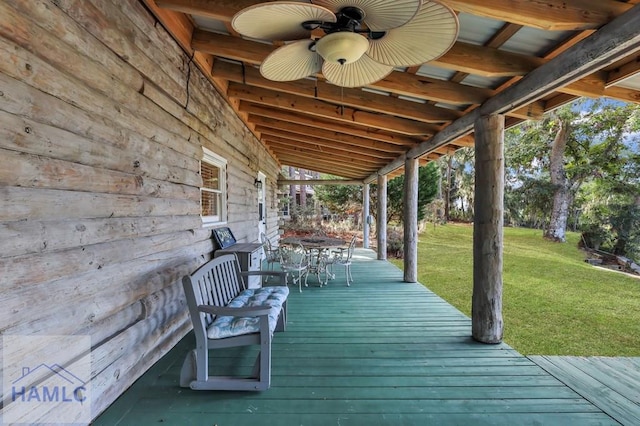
[315,31,369,65]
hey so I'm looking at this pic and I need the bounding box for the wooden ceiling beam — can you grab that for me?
[160,0,631,33]
[432,42,545,77]
[486,23,525,48]
[255,126,405,156]
[195,31,487,105]
[212,60,461,123]
[606,55,640,86]
[448,137,475,148]
[154,0,261,22]
[275,152,370,176]
[601,85,640,103]
[264,133,393,164]
[194,30,620,104]
[194,30,544,78]
[239,102,423,146]
[375,71,491,105]
[445,0,632,31]
[560,72,640,102]
[544,93,580,112]
[227,83,437,136]
[249,115,419,148]
[192,30,271,63]
[263,126,452,158]
[279,160,363,179]
[266,140,387,167]
[509,102,545,120]
[278,179,364,186]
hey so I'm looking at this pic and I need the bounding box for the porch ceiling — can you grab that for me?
[144,0,640,181]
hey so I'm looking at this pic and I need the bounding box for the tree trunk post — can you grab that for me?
[299,168,307,208]
[377,174,387,260]
[544,120,570,242]
[363,183,370,249]
[289,167,296,216]
[404,157,419,283]
[472,114,504,344]
[445,153,453,221]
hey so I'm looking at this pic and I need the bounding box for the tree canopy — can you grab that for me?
[443,99,639,259]
[314,162,439,224]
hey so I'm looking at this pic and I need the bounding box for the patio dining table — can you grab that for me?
[280,236,346,286]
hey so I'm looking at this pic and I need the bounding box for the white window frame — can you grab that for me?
[201,147,227,226]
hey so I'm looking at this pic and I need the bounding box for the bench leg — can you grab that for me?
[259,329,271,389]
[188,317,273,391]
[275,300,287,332]
[179,349,197,388]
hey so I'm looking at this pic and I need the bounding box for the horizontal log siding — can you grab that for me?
[0,0,281,421]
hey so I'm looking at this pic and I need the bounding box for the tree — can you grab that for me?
[387,162,439,224]
[314,179,362,216]
[315,164,439,226]
[545,118,572,241]
[579,148,640,259]
[438,147,475,222]
[506,99,640,242]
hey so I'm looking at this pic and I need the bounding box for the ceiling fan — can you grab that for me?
[231,0,459,88]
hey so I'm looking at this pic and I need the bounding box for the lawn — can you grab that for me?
[390,223,640,356]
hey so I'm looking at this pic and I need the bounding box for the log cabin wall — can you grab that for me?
[0,0,281,420]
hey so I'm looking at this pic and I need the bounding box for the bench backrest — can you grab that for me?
[182,254,246,331]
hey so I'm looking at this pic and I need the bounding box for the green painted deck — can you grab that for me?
[529,356,640,426]
[95,249,619,425]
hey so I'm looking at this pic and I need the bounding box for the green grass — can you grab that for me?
[390,223,640,356]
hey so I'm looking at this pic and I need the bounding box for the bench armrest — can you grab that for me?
[240,270,287,285]
[197,304,272,317]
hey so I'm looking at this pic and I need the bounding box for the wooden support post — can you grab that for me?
[377,175,387,260]
[299,168,307,207]
[288,167,296,213]
[363,183,370,249]
[472,114,505,344]
[403,158,419,283]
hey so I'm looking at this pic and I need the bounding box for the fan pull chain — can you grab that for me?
[340,67,345,116]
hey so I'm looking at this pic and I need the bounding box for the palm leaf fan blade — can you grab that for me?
[232,2,336,41]
[367,1,459,67]
[312,0,421,30]
[261,40,323,81]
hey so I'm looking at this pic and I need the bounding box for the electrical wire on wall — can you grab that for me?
[184,51,195,110]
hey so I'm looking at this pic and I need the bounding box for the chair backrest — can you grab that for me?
[279,243,307,268]
[345,235,357,261]
[261,233,279,261]
[182,254,245,330]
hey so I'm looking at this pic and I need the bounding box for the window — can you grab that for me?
[201,148,227,226]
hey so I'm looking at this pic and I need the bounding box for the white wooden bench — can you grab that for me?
[180,254,288,391]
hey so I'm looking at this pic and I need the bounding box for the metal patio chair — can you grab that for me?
[330,235,356,286]
[279,243,309,292]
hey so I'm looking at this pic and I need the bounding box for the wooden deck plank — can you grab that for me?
[100,411,617,426]
[94,249,619,425]
[565,357,640,403]
[530,355,640,426]
[131,398,600,414]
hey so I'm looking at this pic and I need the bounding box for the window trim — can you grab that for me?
[201,147,227,227]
